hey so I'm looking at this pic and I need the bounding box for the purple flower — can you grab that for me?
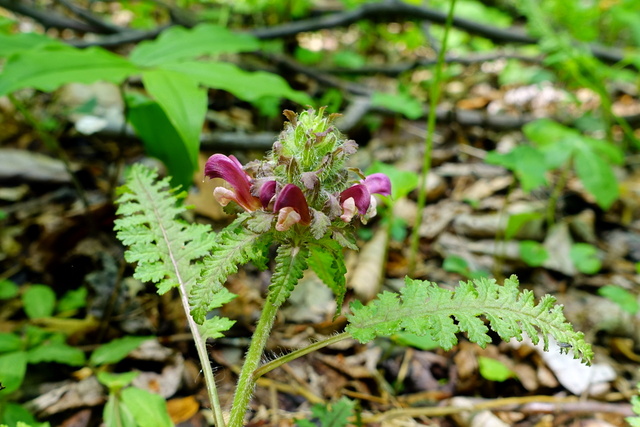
[204,154,261,212]
[339,173,391,222]
[273,184,311,231]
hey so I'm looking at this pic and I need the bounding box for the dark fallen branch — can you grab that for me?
[69,26,166,48]
[57,0,125,34]
[324,51,544,76]
[0,0,106,33]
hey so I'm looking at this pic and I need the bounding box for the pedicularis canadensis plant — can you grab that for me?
[114,108,593,426]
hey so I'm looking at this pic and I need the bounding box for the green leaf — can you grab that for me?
[56,287,88,313]
[89,336,153,367]
[97,371,139,391]
[22,285,56,319]
[198,316,236,340]
[365,161,418,201]
[0,403,43,427]
[519,240,548,267]
[161,61,312,105]
[478,356,516,382]
[308,239,347,314]
[570,243,602,274]
[27,342,85,366]
[0,47,138,96]
[0,279,19,299]
[296,397,354,427]
[573,144,619,210]
[523,119,577,147]
[505,212,543,240]
[103,393,136,427]
[130,23,259,66]
[0,333,22,353]
[392,331,439,350]
[371,91,423,120]
[0,351,27,394]
[598,285,639,315]
[120,387,173,427]
[485,146,548,192]
[267,244,310,308]
[0,32,63,57]
[142,69,207,172]
[346,275,593,364]
[442,255,469,275]
[126,94,196,189]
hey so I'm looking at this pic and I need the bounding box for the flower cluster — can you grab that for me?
[204,108,391,234]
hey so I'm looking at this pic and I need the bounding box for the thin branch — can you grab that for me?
[0,0,105,33]
[56,0,125,34]
[69,27,166,48]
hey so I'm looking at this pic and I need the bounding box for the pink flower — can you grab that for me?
[339,173,391,222]
[273,184,311,231]
[204,154,261,212]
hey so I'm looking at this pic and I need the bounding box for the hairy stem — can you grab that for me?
[228,299,279,426]
[253,332,351,380]
[409,0,457,274]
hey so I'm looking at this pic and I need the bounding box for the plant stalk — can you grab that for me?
[177,286,226,427]
[408,0,457,275]
[546,157,572,228]
[253,332,351,380]
[228,298,279,426]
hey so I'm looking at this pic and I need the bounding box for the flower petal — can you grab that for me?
[362,173,391,197]
[259,180,277,208]
[274,184,311,225]
[340,197,358,222]
[276,207,302,231]
[204,154,260,211]
[339,184,370,215]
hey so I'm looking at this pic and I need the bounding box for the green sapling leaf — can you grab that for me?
[598,285,639,315]
[22,285,56,319]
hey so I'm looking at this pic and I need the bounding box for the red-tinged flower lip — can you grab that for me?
[274,184,311,225]
[362,173,391,197]
[339,184,370,215]
[204,154,260,211]
[259,180,277,209]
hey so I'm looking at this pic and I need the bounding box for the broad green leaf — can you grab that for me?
[57,287,88,313]
[121,387,173,427]
[598,285,639,315]
[0,333,21,353]
[485,145,548,192]
[103,393,136,427]
[90,336,153,367]
[392,331,439,350]
[371,91,423,120]
[505,212,543,240]
[519,240,548,267]
[0,351,27,393]
[22,285,56,319]
[142,69,206,173]
[442,255,469,275]
[97,371,139,391]
[0,47,138,96]
[0,403,43,427]
[198,316,236,340]
[0,32,64,57]
[130,23,259,66]
[570,243,601,274]
[0,279,19,299]
[27,342,85,366]
[523,119,577,147]
[478,356,516,382]
[573,145,619,209]
[365,161,418,200]
[127,94,196,189]
[161,61,312,105]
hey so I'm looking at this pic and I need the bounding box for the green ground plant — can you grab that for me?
[114,108,592,426]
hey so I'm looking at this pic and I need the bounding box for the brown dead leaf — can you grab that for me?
[186,153,226,221]
[347,228,389,301]
[167,395,200,424]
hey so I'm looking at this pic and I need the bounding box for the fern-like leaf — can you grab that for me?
[190,214,272,324]
[308,238,347,316]
[114,165,236,339]
[267,244,310,307]
[346,275,593,364]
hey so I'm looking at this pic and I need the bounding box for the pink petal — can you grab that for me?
[340,197,358,222]
[339,184,370,215]
[204,154,260,211]
[259,180,277,208]
[276,207,302,231]
[274,184,311,225]
[363,173,391,197]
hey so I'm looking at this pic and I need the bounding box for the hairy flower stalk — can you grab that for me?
[203,108,391,425]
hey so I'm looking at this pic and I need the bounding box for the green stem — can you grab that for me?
[546,157,572,228]
[409,0,457,275]
[177,287,225,427]
[228,299,279,426]
[253,332,351,380]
